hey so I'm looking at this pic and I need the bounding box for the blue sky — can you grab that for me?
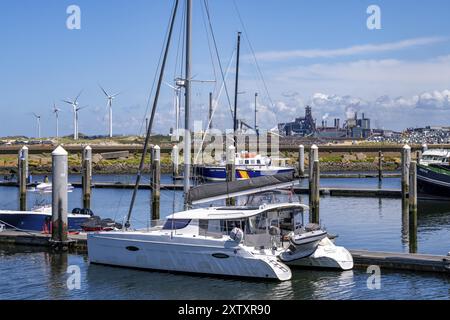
[1,0,450,137]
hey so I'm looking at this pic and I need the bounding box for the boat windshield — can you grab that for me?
[162,219,191,230]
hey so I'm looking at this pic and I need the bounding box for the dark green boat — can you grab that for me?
[417,163,450,200]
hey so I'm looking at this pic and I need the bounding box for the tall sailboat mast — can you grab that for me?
[233,31,241,148]
[183,0,192,204]
[124,0,179,228]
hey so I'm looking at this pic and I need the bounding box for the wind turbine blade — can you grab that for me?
[111,91,122,98]
[62,99,73,105]
[75,90,83,103]
[99,84,109,97]
[164,82,176,90]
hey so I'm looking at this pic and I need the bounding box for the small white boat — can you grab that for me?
[88,203,353,281]
[28,182,74,193]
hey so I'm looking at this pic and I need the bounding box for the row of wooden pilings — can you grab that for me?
[16,145,92,250]
[14,142,423,248]
[296,144,422,226]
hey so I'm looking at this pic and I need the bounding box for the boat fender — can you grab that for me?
[229,227,244,243]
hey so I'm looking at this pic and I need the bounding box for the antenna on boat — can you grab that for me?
[123,0,179,229]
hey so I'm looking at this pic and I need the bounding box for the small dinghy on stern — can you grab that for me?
[279,223,328,262]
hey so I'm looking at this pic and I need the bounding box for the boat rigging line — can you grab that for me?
[232,0,276,111]
[124,0,180,229]
[203,0,234,120]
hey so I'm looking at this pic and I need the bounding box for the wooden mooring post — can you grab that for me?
[298,145,305,178]
[151,145,161,222]
[378,151,383,182]
[18,146,28,211]
[226,145,236,206]
[82,146,92,209]
[409,161,418,253]
[311,160,320,224]
[51,146,69,250]
[401,145,411,202]
[309,145,318,213]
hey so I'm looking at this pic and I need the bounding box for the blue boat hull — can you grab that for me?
[195,166,295,181]
[0,212,90,232]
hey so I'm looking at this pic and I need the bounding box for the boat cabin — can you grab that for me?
[161,203,309,248]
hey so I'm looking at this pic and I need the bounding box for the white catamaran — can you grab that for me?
[88,203,353,281]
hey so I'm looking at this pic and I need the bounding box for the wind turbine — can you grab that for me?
[99,85,121,138]
[52,102,61,138]
[32,113,41,139]
[62,91,82,140]
[165,81,182,141]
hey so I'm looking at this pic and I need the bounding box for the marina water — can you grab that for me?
[0,175,449,299]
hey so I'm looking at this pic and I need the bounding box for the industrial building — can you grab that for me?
[278,106,372,139]
[278,106,316,136]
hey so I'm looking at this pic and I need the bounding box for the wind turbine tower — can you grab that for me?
[52,103,61,138]
[62,91,83,140]
[33,113,41,139]
[99,85,121,138]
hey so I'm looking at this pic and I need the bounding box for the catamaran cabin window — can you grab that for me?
[256,160,261,164]
[162,219,191,230]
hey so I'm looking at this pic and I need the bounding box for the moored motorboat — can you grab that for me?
[0,208,92,232]
[417,163,450,200]
[196,152,295,182]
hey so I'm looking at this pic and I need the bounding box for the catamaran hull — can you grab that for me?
[88,233,292,281]
[284,238,354,271]
[196,166,295,182]
[0,211,90,232]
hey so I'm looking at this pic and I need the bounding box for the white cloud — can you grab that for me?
[270,55,450,99]
[253,37,447,61]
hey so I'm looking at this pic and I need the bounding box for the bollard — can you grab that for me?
[378,151,383,182]
[298,145,305,178]
[401,145,411,201]
[172,145,179,178]
[310,160,320,224]
[82,146,92,209]
[226,145,236,206]
[152,146,161,223]
[51,146,69,249]
[18,146,28,211]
